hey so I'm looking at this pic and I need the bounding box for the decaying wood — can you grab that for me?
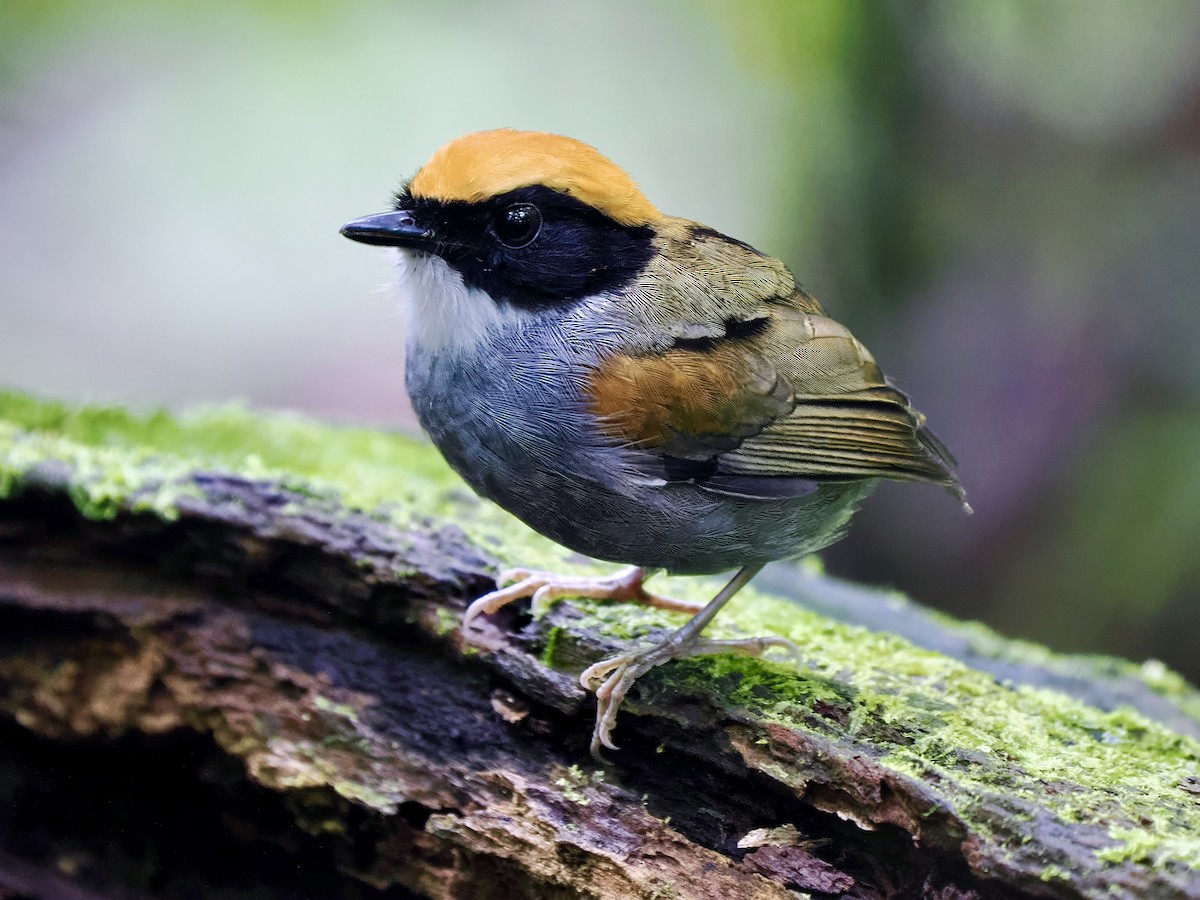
[0,443,1198,898]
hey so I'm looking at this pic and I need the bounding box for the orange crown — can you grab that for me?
[409,129,661,227]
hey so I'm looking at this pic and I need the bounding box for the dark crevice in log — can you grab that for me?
[0,488,1015,899]
[1,468,1197,898]
[0,721,421,900]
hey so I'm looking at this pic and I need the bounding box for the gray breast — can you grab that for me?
[404,325,874,575]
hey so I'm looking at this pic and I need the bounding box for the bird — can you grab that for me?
[340,128,967,759]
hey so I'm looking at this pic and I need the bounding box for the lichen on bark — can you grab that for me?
[1,390,1198,899]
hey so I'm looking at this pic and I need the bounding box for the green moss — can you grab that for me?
[540,625,565,668]
[1040,863,1070,882]
[4,390,1200,873]
[561,584,1200,872]
[0,390,577,575]
[921,606,1200,725]
[432,606,460,637]
[553,763,593,805]
[312,695,360,723]
[1096,825,1197,867]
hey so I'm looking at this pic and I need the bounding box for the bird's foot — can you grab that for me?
[579,632,801,760]
[462,565,702,633]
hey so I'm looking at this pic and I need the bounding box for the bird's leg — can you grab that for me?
[462,565,703,634]
[580,563,799,759]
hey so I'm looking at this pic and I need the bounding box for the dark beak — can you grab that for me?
[340,210,432,248]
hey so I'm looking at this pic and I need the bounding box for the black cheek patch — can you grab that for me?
[490,218,652,305]
[407,186,656,310]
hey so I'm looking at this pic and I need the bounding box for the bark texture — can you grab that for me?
[1,394,1198,899]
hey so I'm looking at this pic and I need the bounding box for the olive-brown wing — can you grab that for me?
[586,305,960,494]
[586,219,962,496]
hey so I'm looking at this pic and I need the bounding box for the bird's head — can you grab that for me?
[341,129,662,310]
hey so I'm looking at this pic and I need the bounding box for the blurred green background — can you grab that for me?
[2,1,1198,682]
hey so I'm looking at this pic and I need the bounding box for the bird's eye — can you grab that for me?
[493,203,542,248]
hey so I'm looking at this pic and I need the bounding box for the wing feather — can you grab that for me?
[586,219,966,502]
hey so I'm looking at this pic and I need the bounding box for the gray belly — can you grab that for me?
[405,341,875,575]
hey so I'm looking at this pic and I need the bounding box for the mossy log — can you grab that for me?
[0,391,1198,899]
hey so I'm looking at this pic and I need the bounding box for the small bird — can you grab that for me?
[341,129,966,758]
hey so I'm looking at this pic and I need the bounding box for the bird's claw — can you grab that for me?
[579,633,803,760]
[496,566,536,587]
[462,571,547,632]
[462,565,701,636]
[579,647,668,757]
[464,564,797,763]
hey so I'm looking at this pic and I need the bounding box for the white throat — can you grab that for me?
[394,250,527,355]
